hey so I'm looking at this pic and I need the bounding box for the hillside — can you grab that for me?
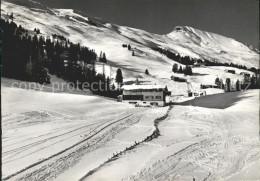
[1,0,259,96]
[1,0,259,63]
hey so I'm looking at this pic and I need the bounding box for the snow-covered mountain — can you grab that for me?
[166,26,259,65]
[2,0,259,64]
[1,0,259,90]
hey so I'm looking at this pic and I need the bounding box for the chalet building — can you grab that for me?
[120,84,171,106]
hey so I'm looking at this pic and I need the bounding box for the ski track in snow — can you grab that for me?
[79,106,172,181]
[2,78,171,181]
[3,113,135,180]
[120,91,260,181]
[82,90,260,181]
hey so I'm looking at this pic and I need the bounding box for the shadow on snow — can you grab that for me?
[176,91,253,109]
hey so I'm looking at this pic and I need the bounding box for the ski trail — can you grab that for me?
[78,106,172,181]
[2,114,133,181]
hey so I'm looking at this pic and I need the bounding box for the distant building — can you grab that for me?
[187,90,206,97]
[170,75,187,82]
[120,84,171,106]
[240,72,250,76]
[193,61,205,67]
[200,84,219,89]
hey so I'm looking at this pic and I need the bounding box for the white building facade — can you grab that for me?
[121,85,171,106]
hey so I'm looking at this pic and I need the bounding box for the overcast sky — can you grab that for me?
[35,0,259,47]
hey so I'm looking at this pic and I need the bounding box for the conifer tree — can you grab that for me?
[178,66,183,73]
[1,18,99,87]
[172,63,178,73]
[236,80,240,91]
[10,13,14,22]
[99,51,103,61]
[111,84,116,90]
[219,78,224,89]
[102,52,107,63]
[25,56,33,80]
[184,66,192,75]
[215,77,220,86]
[226,78,231,92]
[116,68,123,85]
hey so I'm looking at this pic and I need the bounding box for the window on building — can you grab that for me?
[150,102,158,106]
[155,96,162,99]
[145,96,154,99]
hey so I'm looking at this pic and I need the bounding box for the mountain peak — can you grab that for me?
[172,26,193,32]
[168,26,198,34]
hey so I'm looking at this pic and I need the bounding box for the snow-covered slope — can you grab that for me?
[3,77,259,181]
[1,77,167,180]
[166,26,259,66]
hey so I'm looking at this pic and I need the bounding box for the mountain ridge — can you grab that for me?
[1,0,259,79]
[2,0,259,96]
[3,0,259,68]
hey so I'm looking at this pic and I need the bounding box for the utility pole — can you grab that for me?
[110,65,112,79]
[102,63,105,76]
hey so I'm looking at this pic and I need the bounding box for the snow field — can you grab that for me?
[2,78,169,180]
[84,90,260,181]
